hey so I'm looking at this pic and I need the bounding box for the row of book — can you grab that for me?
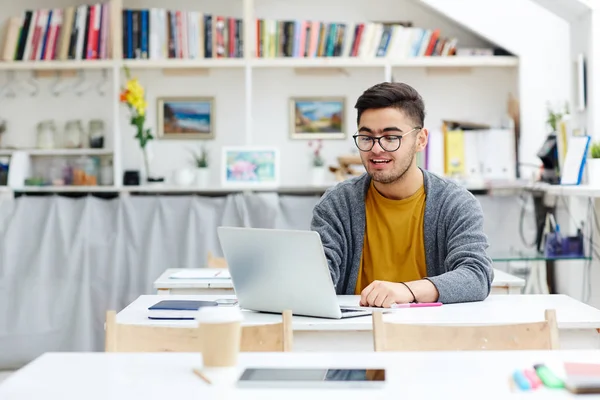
[1,3,111,62]
[1,8,459,62]
[256,20,457,59]
[121,9,243,60]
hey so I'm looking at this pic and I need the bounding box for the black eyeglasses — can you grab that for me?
[353,127,421,152]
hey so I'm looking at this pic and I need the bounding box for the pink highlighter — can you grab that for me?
[390,302,443,309]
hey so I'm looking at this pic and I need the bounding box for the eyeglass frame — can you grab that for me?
[352,126,422,152]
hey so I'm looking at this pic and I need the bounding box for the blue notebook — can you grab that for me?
[148,300,218,320]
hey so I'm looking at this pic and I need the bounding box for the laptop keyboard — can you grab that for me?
[340,308,370,314]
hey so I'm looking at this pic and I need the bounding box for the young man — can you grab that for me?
[310,82,493,307]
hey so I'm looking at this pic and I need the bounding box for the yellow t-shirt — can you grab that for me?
[355,181,427,294]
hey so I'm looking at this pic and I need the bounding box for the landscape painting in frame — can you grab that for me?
[291,97,346,139]
[157,97,215,139]
[222,147,279,188]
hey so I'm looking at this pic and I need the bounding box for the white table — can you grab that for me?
[1,351,599,399]
[154,268,234,295]
[491,268,525,294]
[153,268,525,295]
[117,294,600,351]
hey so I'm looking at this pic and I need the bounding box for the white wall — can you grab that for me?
[252,66,517,184]
[569,11,592,135]
[420,0,571,180]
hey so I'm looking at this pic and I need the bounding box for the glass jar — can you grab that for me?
[89,119,105,148]
[63,120,85,148]
[36,120,57,149]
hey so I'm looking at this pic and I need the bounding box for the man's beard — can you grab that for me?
[369,150,414,185]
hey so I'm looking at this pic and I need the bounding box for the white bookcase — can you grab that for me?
[0,0,520,193]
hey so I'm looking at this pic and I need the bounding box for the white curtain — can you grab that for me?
[0,193,321,369]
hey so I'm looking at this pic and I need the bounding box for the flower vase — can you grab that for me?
[196,167,209,187]
[312,166,326,185]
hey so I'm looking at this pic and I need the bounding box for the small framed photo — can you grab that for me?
[290,96,346,139]
[157,96,215,139]
[221,146,279,188]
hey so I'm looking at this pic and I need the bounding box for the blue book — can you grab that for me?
[141,9,148,59]
[126,10,133,59]
[148,300,218,320]
[40,10,53,60]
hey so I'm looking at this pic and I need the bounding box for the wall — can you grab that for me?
[568,11,592,134]
[419,0,571,180]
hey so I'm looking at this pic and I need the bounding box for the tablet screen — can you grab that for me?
[238,368,385,385]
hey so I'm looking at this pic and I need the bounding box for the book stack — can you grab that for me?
[255,20,457,59]
[121,9,244,60]
[1,3,111,62]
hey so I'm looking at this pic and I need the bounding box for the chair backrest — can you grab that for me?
[372,309,559,351]
[105,310,293,352]
[207,251,228,268]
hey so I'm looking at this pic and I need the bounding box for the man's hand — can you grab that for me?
[359,280,414,308]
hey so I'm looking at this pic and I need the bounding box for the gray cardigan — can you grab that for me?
[310,169,494,304]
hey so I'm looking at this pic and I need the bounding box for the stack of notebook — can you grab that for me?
[147,300,218,320]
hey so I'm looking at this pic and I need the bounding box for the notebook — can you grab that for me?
[168,269,231,279]
[148,300,218,320]
[564,362,600,394]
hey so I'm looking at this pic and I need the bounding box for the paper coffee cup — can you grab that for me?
[196,307,243,368]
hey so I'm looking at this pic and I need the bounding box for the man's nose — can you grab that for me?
[371,140,385,154]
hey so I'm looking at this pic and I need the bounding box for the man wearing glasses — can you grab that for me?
[310,82,493,307]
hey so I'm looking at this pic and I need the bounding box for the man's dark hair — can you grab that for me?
[354,82,425,127]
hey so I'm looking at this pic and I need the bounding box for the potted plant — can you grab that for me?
[191,145,210,187]
[588,141,600,186]
[546,102,569,133]
[309,139,326,185]
[119,67,158,183]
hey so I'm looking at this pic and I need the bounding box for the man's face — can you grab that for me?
[355,108,424,185]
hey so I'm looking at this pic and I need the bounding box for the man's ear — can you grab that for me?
[415,128,428,152]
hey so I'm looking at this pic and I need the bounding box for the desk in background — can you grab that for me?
[153,268,525,296]
[2,351,599,399]
[117,294,600,352]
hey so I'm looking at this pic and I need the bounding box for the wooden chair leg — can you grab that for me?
[104,310,117,352]
[282,310,293,352]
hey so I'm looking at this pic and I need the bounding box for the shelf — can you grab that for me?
[0,60,114,71]
[122,58,246,69]
[542,185,600,198]
[250,57,388,68]
[14,186,118,193]
[490,250,592,262]
[4,180,532,195]
[251,56,517,68]
[0,148,113,156]
[0,56,519,72]
[390,56,519,68]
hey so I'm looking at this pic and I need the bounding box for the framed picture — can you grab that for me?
[221,146,279,188]
[157,96,215,139]
[290,96,346,139]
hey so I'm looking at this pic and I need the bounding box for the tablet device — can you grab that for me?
[236,368,386,389]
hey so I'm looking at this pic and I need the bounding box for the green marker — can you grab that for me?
[534,364,565,389]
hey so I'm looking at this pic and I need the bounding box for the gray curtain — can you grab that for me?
[0,193,321,369]
[0,192,527,369]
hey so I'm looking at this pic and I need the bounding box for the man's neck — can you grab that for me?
[372,167,424,200]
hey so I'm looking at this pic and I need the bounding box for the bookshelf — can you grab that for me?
[0,56,516,71]
[0,0,520,192]
[0,148,113,156]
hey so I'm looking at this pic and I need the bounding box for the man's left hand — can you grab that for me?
[359,280,414,308]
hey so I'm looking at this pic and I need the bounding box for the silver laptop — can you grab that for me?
[216,226,371,319]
